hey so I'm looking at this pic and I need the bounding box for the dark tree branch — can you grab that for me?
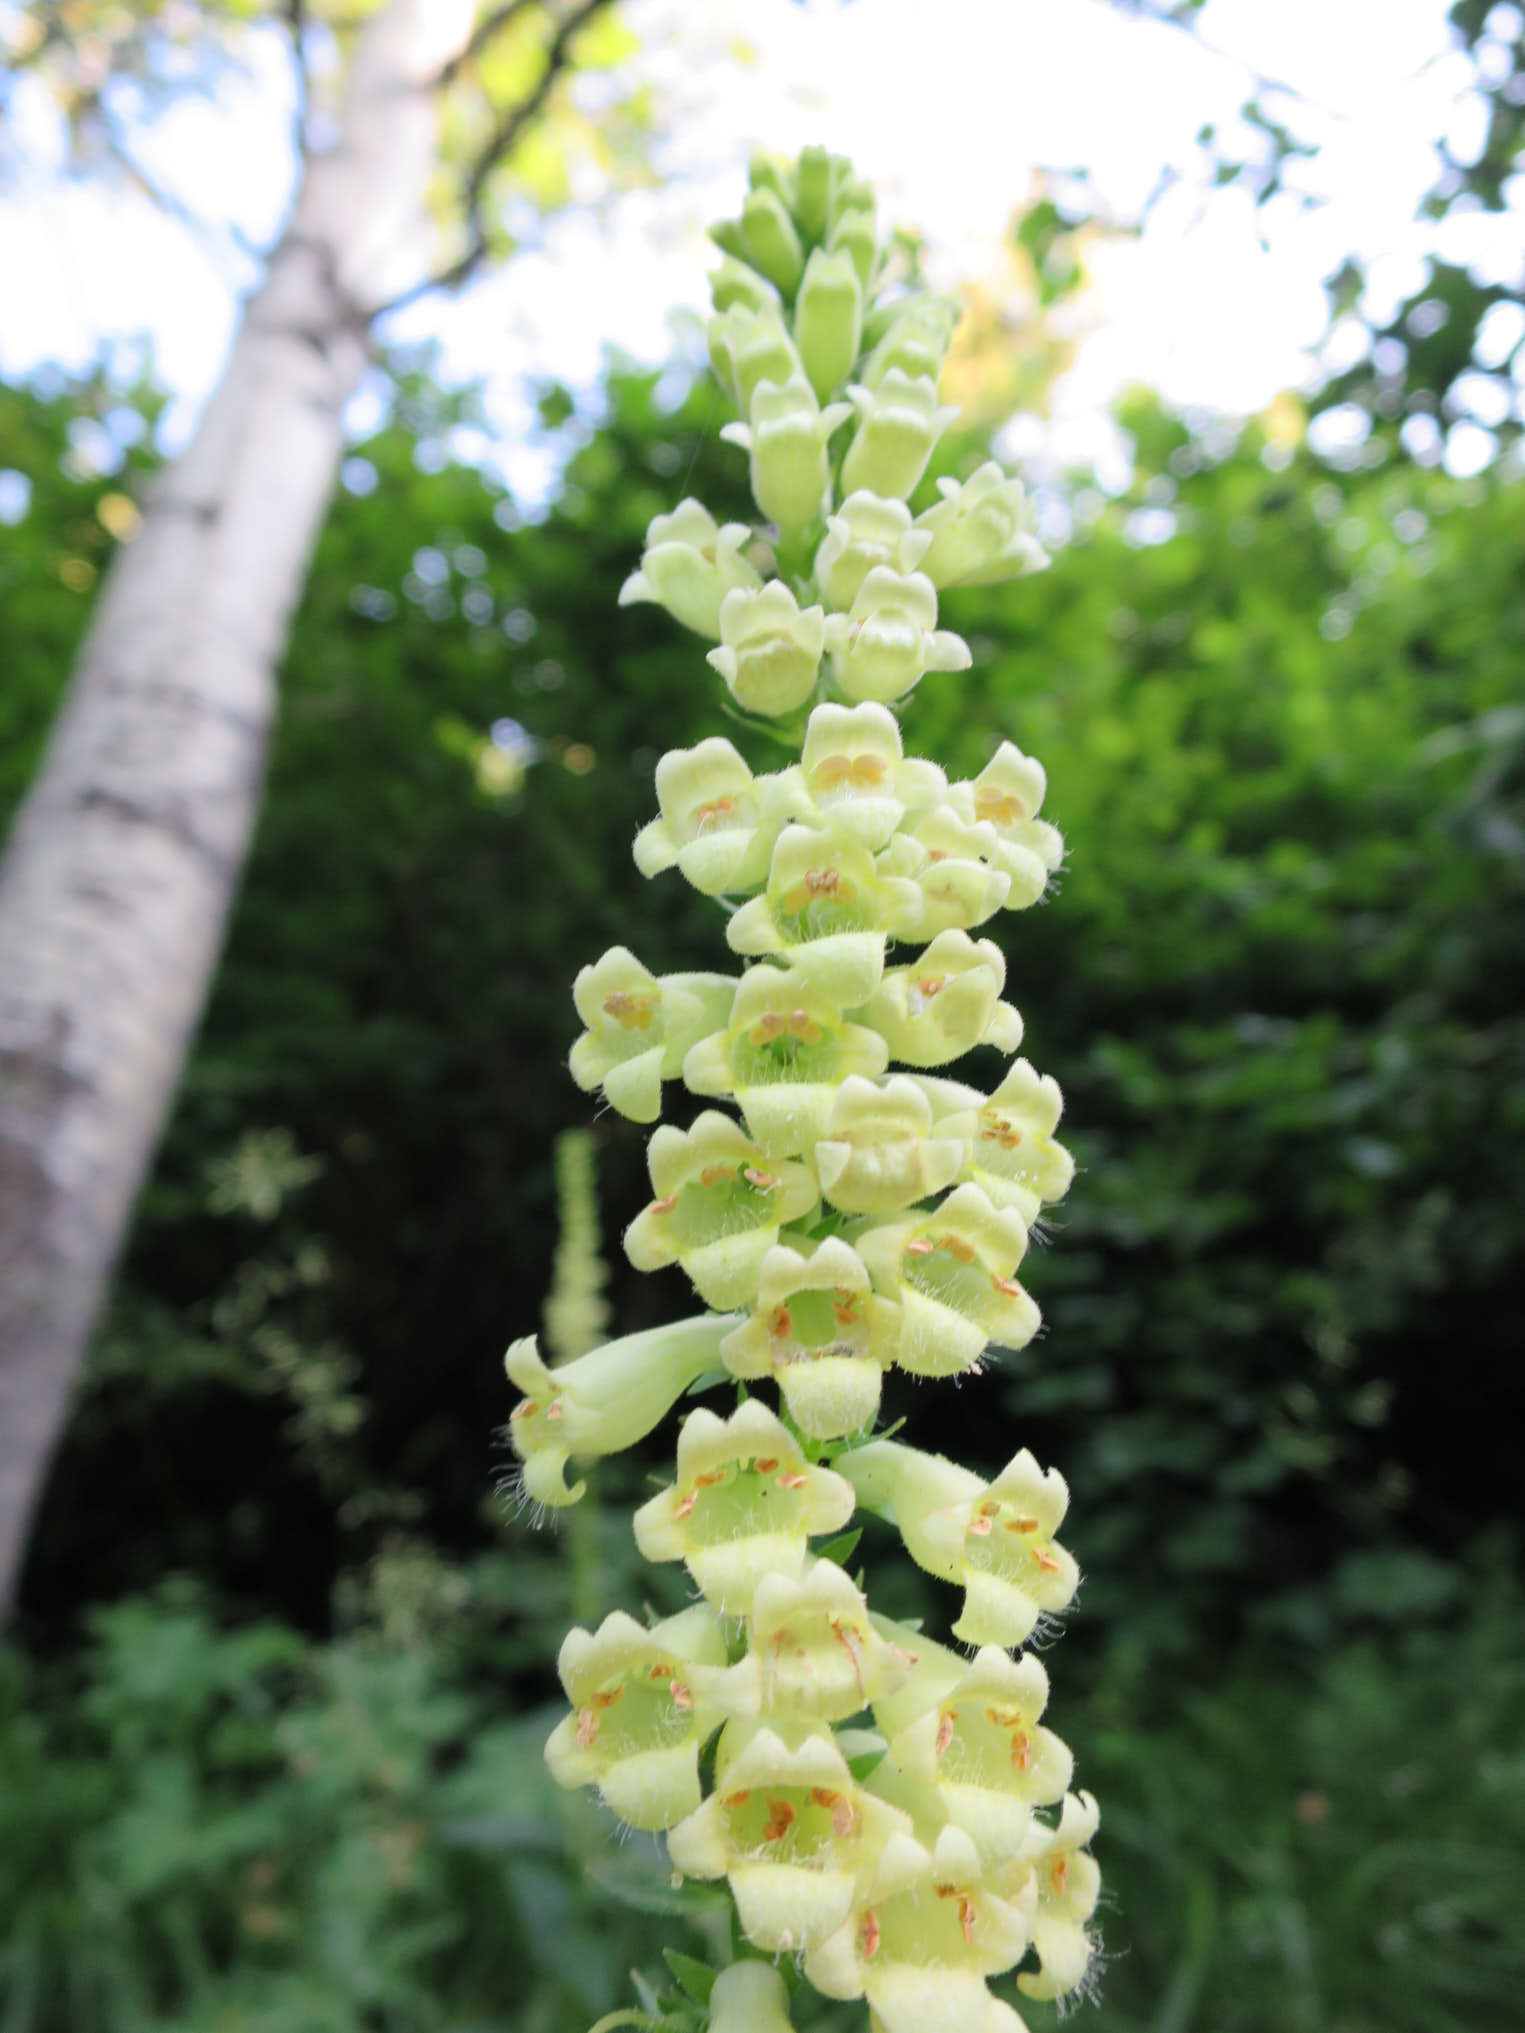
[438,0,541,85]
[373,0,616,318]
[286,0,312,159]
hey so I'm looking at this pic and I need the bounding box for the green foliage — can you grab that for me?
[0,1564,674,2033]
[4,355,1521,1663]
[3,342,1522,2025]
[3,1552,1521,2032]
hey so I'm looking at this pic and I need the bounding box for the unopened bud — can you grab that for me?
[841,370,959,500]
[721,375,852,533]
[707,581,827,717]
[742,186,805,296]
[794,247,864,400]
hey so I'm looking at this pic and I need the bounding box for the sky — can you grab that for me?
[1,0,1521,501]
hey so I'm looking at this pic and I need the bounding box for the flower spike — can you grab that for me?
[525,147,1104,2032]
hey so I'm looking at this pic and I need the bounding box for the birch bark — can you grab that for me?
[0,0,478,1613]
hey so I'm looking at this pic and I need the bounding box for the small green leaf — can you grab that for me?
[814,1529,862,1568]
[662,1950,717,2005]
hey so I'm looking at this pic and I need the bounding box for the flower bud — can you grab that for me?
[721,376,853,534]
[720,1235,901,1438]
[710,304,804,413]
[913,462,1049,589]
[618,498,763,639]
[794,247,864,400]
[505,1313,737,1507]
[711,255,783,317]
[861,294,960,389]
[709,1962,798,2033]
[623,1109,818,1311]
[635,1399,855,1614]
[840,371,958,500]
[747,148,793,205]
[822,566,971,704]
[706,581,827,717]
[791,143,838,242]
[814,492,933,612]
[827,205,877,290]
[569,946,736,1123]
[742,185,805,296]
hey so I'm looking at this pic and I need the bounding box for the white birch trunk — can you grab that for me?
[0,0,478,1613]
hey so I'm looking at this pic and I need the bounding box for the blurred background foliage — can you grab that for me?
[3,217,1524,2027]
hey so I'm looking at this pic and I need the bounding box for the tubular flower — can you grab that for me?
[841,1441,1080,1647]
[795,245,864,400]
[683,964,889,1159]
[884,809,1013,935]
[804,1820,1037,2033]
[913,462,1049,589]
[634,1398,855,1614]
[791,700,947,849]
[724,822,924,1002]
[623,1110,818,1311]
[1009,1792,1103,2001]
[710,303,805,414]
[721,376,854,537]
[711,253,783,317]
[861,929,1023,1067]
[504,1313,736,1507]
[707,580,828,718]
[632,736,805,896]
[822,566,972,705]
[720,1235,901,1439]
[854,1182,1040,1375]
[814,1074,968,1218]
[668,1717,914,1954]
[870,1628,1073,1865]
[743,1558,914,1720]
[920,1059,1075,1225]
[617,498,764,639]
[543,1605,730,1830]
[947,742,1065,905]
[568,947,736,1124]
[861,293,960,388]
[528,149,1106,2025]
[841,370,960,501]
[814,491,934,611]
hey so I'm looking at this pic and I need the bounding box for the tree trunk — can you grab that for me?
[0,0,477,1616]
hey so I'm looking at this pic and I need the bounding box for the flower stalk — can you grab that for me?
[507,145,1100,2031]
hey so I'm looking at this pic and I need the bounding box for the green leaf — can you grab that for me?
[661,1951,716,2006]
[813,1529,862,1568]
